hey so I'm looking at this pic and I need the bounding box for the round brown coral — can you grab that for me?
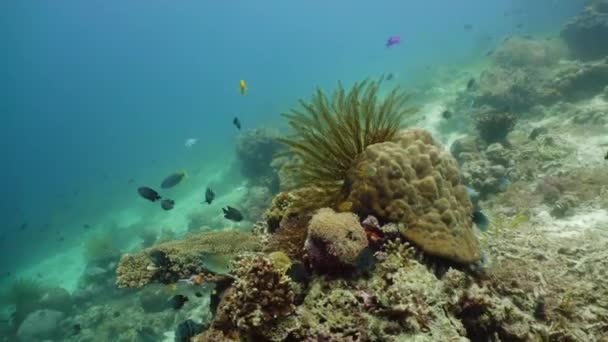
[343,128,480,263]
[306,208,369,269]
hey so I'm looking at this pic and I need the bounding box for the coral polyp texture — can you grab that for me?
[211,254,297,340]
[305,208,368,270]
[343,128,480,263]
[116,230,262,288]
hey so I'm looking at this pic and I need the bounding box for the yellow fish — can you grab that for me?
[239,79,247,96]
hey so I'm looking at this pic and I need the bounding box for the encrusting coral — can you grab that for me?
[343,128,481,263]
[116,230,262,288]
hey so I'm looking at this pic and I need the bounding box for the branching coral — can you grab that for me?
[278,79,416,206]
[213,254,297,340]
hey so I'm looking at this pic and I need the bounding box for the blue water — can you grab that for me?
[0,0,584,279]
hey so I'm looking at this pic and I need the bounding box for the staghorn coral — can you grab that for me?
[343,128,480,263]
[278,79,417,206]
[305,208,368,271]
[116,231,262,288]
[474,106,517,145]
[213,254,297,341]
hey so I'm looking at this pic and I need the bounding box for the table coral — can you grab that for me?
[344,128,480,263]
[116,231,262,288]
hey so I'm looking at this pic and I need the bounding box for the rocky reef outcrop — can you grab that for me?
[235,128,283,191]
[561,1,608,61]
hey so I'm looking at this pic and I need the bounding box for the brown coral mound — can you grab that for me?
[266,213,311,260]
[343,128,480,263]
[306,208,369,267]
[116,231,262,288]
[213,254,296,339]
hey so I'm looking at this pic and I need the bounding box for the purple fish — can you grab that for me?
[386,36,401,48]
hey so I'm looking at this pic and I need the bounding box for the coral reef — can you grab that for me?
[212,254,297,341]
[241,185,273,223]
[17,309,65,342]
[493,36,564,68]
[473,106,517,145]
[305,208,368,271]
[561,2,608,60]
[474,66,544,112]
[343,128,480,263]
[278,79,416,205]
[116,230,262,288]
[235,128,283,190]
[266,213,310,260]
[547,58,608,102]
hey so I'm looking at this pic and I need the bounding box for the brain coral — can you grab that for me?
[343,128,480,263]
[306,208,369,269]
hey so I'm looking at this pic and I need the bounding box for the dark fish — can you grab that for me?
[168,294,189,310]
[485,49,494,57]
[204,187,215,204]
[441,110,452,119]
[466,78,476,91]
[516,23,524,29]
[605,150,608,160]
[222,206,243,222]
[138,187,162,202]
[19,223,27,231]
[286,262,309,283]
[194,292,203,298]
[161,171,186,189]
[233,117,241,130]
[71,323,81,336]
[83,224,90,229]
[472,211,490,232]
[161,199,175,211]
[355,247,376,274]
[175,319,206,342]
[58,236,65,242]
[464,24,473,31]
[385,73,394,81]
[529,127,548,140]
[113,311,121,317]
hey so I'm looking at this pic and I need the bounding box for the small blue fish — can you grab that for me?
[472,211,490,232]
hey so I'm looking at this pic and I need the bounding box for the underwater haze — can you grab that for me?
[5,0,608,341]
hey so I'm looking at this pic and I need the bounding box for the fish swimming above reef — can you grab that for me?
[239,79,247,95]
[161,171,186,189]
[161,199,175,211]
[138,187,162,202]
[233,117,241,130]
[168,294,189,310]
[472,211,490,232]
[605,150,608,160]
[204,187,215,204]
[441,110,452,119]
[464,24,473,31]
[385,36,400,48]
[222,206,243,222]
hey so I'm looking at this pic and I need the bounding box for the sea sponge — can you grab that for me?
[305,208,368,270]
[116,230,262,288]
[343,128,480,263]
